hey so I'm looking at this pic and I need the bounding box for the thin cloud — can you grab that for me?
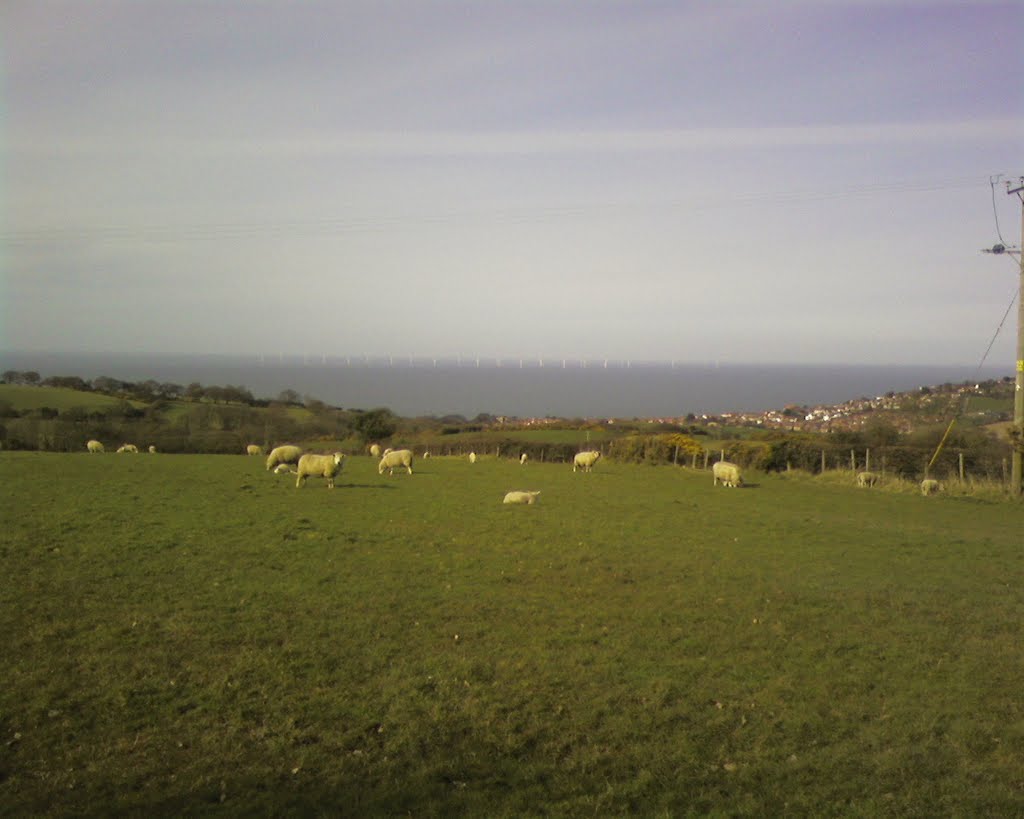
[11,118,1022,159]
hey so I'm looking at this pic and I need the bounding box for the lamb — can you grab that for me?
[520,453,528,465]
[116,444,139,454]
[266,445,303,471]
[503,490,541,504]
[379,448,414,475]
[86,440,104,453]
[296,452,346,489]
[920,478,943,496]
[246,444,263,456]
[468,452,477,464]
[369,444,381,458]
[274,463,297,474]
[573,450,601,472]
[712,460,743,488]
[856,471,878,487]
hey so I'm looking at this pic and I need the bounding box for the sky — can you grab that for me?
[3,0,1023,367]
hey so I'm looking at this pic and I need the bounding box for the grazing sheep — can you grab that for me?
[246,444,263,456]
[503,490,541,505]
[266,445,303,471]
[857,471,878,487]
[369,444,381,458]
[520,453,528,465]
[573,450,601,472]
[423,451,430,459]
[379,448,414,475]
[86,440,104,453]
[116,444,139,454]
[712,460,743,488]
[296,452,346,489]
[920,478,943,496]
[468,452,477,464]
[148,445,157,454]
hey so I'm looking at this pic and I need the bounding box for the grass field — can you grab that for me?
[0,385,145,413]
[3,452,1023,816]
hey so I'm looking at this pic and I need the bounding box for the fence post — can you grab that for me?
[865,448,871,472]
[673,445,679,466]
[821,450,826,474]
[959,452,965,483]
[850,449,855,471]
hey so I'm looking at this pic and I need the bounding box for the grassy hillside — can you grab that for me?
[3,453,1023,815]
[0,384,145,412]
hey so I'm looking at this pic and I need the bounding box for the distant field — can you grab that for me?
[420,427,615,446]
[0,385,144,412]
[3,453,1023,815]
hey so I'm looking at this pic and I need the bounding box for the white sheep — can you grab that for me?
[423,451,430,459]
[369,444,382,458]
[379,448,414,475]
[920,478,943,496]
[116,444,139,454]
[856,471,878,487]
[296,452,346,488]
[148,445,157,454]
[712,460,743,488]
[86,440,104,453]
[503,490,541,504]
[266,445,303,471]
[573,450,601,472]
[520,453,528,465]
[274,463,297,475]
[468,451,477,464]
[246,444,263,456]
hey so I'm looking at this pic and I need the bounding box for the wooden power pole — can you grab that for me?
[1012,179,1024,496]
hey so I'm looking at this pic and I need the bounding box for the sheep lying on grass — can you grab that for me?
[266,445,303,471]
[379,449,414,475]
[273,464,296,475]
[246,444,263,456]
[503,490,541,505]
[116,444,139,454]
[857,471,878,487]
[920,479,943,496]
[86,440,104,453]
[296,452,346,489]
[573,451,601,472]
[712,461,743,488]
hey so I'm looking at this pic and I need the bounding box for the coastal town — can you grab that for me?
[505,377,1017,435]
[701,377,1015,433]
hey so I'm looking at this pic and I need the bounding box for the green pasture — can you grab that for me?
[2,452,1023,816]
[0,385,144,413]
[415,427,614,447]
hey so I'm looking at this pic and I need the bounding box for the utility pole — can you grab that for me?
[984,177,1024,495]
[1013,178,1024,496]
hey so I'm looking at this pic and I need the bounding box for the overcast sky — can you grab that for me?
[4,0,1023,366]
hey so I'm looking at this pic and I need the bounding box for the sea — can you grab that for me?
[0,351,1011,419]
